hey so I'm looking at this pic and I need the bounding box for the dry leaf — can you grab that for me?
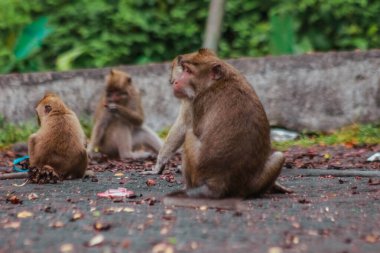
[6,195,22,205]
[17,211,33,218]
[70,212,84,221]
[50,221,65,228]
[152,243,174,253]
[114,172,124,177]
[93,222,112,231]
[268,247,283,253]
[3,221,21,229]
[28,193,39,200]
[85,234,105,247]
[60,243,74,253]
[146,179,156,186]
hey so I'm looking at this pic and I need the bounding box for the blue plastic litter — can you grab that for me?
[13,156,30,172]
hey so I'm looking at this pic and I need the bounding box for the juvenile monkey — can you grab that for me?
[152,49,290,202]
[87,69,163,159]
[28,92,88,182]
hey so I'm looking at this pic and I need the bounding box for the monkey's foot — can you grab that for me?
[270,182,294,194]
[140,169,162,175]
[29,166,62,184]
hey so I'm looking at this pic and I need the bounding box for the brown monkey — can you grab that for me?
[28,92,88,182]
[142,59,192,174]
[156,49,291,202]
[87,69,163,159]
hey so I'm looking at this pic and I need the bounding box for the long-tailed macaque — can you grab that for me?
[145,49,291,202]
[28,92,88,183]
[87,69,163,159]
[142,60,191,174]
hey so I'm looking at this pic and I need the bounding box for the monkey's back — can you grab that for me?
[31,113,87,178]
[191,77,271,197]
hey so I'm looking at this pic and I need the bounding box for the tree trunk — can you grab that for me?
[202,0,225,53]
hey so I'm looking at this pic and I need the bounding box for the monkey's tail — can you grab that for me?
[250,151,285,195]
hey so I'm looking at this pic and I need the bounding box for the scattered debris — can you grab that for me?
[17,211,33,218]
[70,211,84,221]
[271,128,299,142]
[97,188,136,201]
[93,222,112,231]
[6,195,22,204]
[146,179,156,186]
[367,152,380,162]
[85,234,105,247]
[152,242,174,253]
[27,193,38,200]
[50,221,65,228]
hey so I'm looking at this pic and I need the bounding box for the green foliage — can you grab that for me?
[0,115,37,148]
[273,123,380,150]
[1,0,380,73]
[79,116,93,139]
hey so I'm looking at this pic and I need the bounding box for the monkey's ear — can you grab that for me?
[211,64,223,80]
[127,76,132,83]
[110,69,115,75]
[44,105,52,114]
[198,48,216,56]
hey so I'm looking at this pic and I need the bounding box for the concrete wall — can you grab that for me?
[1,50,379,132]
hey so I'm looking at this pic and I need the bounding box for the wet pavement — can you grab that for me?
[1,168,380,253]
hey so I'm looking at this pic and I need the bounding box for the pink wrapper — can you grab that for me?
[97,188,136,199]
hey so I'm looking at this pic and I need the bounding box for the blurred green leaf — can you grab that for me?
[269,13,295,55]
[56,47,84,71]
[13,16,52,60]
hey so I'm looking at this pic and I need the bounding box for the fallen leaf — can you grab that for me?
[114,172,124,177]
[298,198,311,204]
[152,243,174,253]
[27,193,39,200]
[120,239,131,249]
[6,195,22,205]
[368,178,380,186]
[146,179,156,186]
[60,243,74,253]
[363,233,380,243]
[3,221,21,229]
[70,212,84,221]
[85,234,105,247]
[93,222,112,231]
[17,211,33,218]
[268,247,283,253]
[123,207,135,213]
[50,221,65,228]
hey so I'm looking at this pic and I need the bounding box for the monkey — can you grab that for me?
[87,69,163,159]
[144,49,292,207]
[27,92,88,183]
[141,59,192,175]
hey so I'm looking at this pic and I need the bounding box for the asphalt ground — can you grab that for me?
[1,168,380,253]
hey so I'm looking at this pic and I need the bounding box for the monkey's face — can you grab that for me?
[171,49,223,99]
[35,93,61,124]
[105,70,132,105]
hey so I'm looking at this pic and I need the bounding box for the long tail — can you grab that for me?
[250,151,285,195]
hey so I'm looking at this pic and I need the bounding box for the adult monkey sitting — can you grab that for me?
[144,49,291,203]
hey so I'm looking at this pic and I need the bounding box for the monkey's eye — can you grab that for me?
[182,64,192,74]
[44,105,52,113]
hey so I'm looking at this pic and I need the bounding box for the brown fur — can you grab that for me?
[164,49,290,199]
[87,69,162,159]
[28,92,88,180]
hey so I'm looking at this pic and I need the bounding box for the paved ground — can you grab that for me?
[1,167,380,253]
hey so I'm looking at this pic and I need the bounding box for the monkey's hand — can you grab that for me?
[141,161,165,175]
[105,103,119,113]
[29,165,62,184]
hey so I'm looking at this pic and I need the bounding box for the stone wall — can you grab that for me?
[1,50,379,132]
